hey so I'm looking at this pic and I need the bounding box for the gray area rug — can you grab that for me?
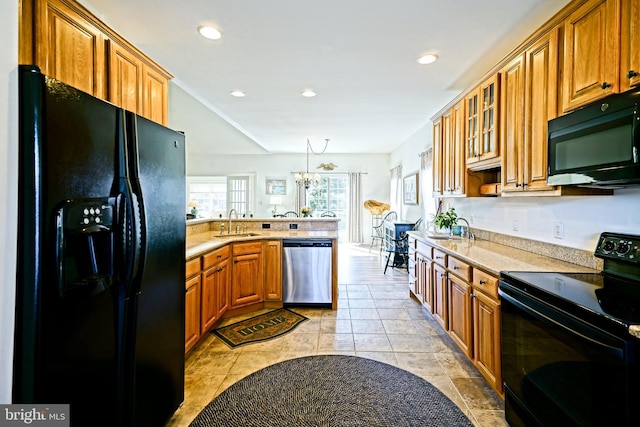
[189,355,474,427]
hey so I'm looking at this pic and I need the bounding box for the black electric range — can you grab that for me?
[499,232,640,427]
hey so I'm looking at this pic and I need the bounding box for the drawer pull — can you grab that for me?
[436,256,443,260]
[479,280,486,285]
[453,266,459,270]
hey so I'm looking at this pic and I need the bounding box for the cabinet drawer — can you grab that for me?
[232,241,262,256]
[185,258,201,279]
[472,269,499,299]
[202,245,230,270]
[408,236,417,250]
[433,248,447,266]
[448,256,471,281]
[417,241,433,259]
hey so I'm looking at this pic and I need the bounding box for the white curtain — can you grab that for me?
[419,148,435,227]
[294,180,305,214]
[390,165,402,213]
[348,172,363,243]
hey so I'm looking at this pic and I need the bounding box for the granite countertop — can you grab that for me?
[407,231,598,276]
[186,230,338,260]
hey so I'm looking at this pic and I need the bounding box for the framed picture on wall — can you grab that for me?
[403,171,419,205]
[266,178,286,195]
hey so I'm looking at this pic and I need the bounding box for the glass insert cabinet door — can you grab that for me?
[466,75,500,165]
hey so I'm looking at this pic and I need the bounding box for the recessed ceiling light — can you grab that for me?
[198,25,222,40]
[230,90,245,97]
[301,89,316,98]
[417,53,439,65]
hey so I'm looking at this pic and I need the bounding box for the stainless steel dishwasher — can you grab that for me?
[282,239,332,307]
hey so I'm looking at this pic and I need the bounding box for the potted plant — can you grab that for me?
[300,206,312,217]
[433,207,458,234]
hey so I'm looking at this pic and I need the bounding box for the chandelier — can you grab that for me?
[295,138,329,189]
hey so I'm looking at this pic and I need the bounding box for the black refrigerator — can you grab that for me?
[14,65,186,427]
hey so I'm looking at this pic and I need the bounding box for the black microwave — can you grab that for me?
[547,88,640,187]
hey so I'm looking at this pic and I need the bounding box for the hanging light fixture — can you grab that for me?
[295,138,329,189]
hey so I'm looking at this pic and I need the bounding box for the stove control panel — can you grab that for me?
[595,232,640,264]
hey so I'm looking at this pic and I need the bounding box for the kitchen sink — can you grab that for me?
[426,235,452,240]
[215,232,261,238]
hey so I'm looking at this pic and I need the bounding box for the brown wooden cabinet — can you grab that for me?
[263,240,283,302]
[621,0,640,90]
[21,0,172,125]
[185,258,201,353]
[473,291,502,394]
[562,0,622,113]
[441,101,466,196]
[500,54,526,192]
[201,246,230,334]
[448,274,473,358]
[432,117,443,196]
[108,39,142,113]
[33,0,106,98]
[472,269,502,396]
[231,242,264,308]
[466,75,500,170]
[432,255,448,330]
[521,29,560,193]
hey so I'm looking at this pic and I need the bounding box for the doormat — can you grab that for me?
[211,308,308,348]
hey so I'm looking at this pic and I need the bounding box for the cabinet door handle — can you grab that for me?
[479,280,486,285]
[628,70,639,79]
[453,266,459,270]
[600,82,612,89]
[515,183,521,188]
[436,256,443,259]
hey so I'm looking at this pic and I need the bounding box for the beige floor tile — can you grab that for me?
[471,410,510,427]
[349,308,380,319]
[353,333,392,352]
[318,333,355,352]
[280,332,319,352]
[354,351,398,366]
[319,318,352,333]
[382,319,419,334]
[377,307,411,320]
[387,334,432,352]
[347,298,377,308]
[451,377,504,411]
[350,318,384,333]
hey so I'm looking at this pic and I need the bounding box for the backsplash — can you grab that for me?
[471,228,602,270]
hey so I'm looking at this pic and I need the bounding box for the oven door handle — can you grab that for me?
[499,284,625,352]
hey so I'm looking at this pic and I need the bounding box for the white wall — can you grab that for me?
[389,123,433,222]
[1,0,18,403]
[391,122,640,252]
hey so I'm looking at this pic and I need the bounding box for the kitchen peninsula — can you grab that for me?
[184,217,339,353]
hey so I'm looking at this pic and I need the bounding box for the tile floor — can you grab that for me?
[166,243,507,426]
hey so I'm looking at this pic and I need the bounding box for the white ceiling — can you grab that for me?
[83,0,570,154]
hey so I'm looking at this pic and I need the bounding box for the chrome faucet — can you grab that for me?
[228,208,238,234]
[456,217,475,241]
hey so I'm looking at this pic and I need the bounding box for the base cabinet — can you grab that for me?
[231,242,264,308]
[409,238,503,397]
[448,274,473,358]
[263,240,282,301]
[185,258,202,353]
[201,246,230,334]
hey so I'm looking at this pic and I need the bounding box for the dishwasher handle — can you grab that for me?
[282,239,332,248]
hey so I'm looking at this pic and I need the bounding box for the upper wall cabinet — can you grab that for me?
[442,101,466,196]
[621,0,640,90]
[20,0,172,125]
[562,0,622,113]
[466,75,500,170]
[502,28,560,194]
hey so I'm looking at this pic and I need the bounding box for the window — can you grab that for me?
[306,174,348,239]
[187,175,254,218]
